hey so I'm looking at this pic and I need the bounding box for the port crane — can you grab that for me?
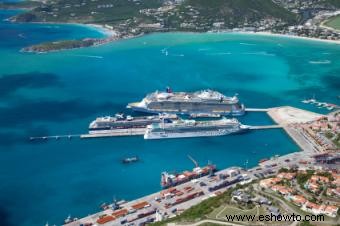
[187,155,199,167]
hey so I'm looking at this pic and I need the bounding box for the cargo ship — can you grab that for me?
[127,88,245,116]
[161,161,216,189]
[88,113,178,134]
[144,118,249,140]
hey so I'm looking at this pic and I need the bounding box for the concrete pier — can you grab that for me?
[29,134,81,141]
[248,125,282,130]
[266,106,325,153]
[245,108,270,112]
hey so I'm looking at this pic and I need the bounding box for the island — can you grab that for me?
[1,0,340,52]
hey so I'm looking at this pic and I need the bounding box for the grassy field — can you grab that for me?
[324,15,340,30]
[208,205,260,220]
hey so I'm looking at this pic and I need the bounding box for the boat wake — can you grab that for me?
[206,52,232,56]
[69,54,104,59]
[171,54,185,57]
[242,51,275,57]
[309,60,331,64]
[198,48,211,51]
[240,42,256,46]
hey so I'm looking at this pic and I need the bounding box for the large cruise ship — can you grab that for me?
[88,113,178,134]
[144,118,249,139]
[127,88,245,116]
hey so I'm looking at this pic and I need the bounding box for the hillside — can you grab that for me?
[10,0,297,30]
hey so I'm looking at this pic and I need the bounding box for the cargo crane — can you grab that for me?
[188,155,199,168]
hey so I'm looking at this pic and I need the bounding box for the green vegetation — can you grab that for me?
[22,39,98,52]
[299,220,315,226]
[0,1,39,10]
[9,0,163,24]
[317,171,334,181]
[323,0,340,8]
[296,170,314,188]
[10,0,297,28]
[324,15,340,30]
[168,0,297,30]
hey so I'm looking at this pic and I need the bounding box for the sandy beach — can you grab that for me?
[234,31,340,45]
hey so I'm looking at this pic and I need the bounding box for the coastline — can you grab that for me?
[231,31,340,45]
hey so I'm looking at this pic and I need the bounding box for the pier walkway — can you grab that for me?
[245,108,270,112]
[248,125,282,130]
[29,134,81,141]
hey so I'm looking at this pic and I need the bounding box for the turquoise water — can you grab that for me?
[0,9,339,226]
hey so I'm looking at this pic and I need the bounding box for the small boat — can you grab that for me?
[122,156,139,164]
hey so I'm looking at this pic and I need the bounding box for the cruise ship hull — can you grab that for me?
[128,104,245,116]
[144,128,248,140]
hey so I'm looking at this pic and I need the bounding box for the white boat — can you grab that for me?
[144,118,249,140]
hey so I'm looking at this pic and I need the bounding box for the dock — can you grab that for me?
[65,166,249,226]
[266,106,325,153]
[245,108,270,112]
[248,125,282,130]
[29,134,81,141]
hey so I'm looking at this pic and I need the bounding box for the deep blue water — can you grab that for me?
[0,9,339,226]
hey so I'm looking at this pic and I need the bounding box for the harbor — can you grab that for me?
[63,105,332,226]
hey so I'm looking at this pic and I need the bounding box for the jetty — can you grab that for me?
[266,106,325,153]
[29,134,81,141]
[248,125,282,130]
[245,108,270,112]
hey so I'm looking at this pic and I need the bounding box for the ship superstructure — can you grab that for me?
[89,113,177,134]
[144,117,249,139]
[161,156,216,189]
[127,88,245,116]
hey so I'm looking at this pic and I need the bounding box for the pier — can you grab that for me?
[245,108,270,112]
[29,134,81,141]
[248,125,283,130]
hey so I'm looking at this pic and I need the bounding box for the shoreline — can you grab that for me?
[229,31,340,45]
[21,25,340,53]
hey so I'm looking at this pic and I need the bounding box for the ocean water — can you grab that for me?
[0,9,339,226]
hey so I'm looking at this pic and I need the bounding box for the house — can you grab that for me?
[310,175,329,184]
[323,205,338,218]
[271,185,293,196]
[302,201,322,215]
[259,178,281,188]
[277,172,296,180]
[304,181,320,193]
[288,195,307,206]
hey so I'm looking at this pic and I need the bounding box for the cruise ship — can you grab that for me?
[88,113,178,134]
[144,118,249,139]
[127,88,245,116]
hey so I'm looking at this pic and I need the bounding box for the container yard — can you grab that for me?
[64,166,248,226]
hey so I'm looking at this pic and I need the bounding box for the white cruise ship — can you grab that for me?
[144,118,249,139]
